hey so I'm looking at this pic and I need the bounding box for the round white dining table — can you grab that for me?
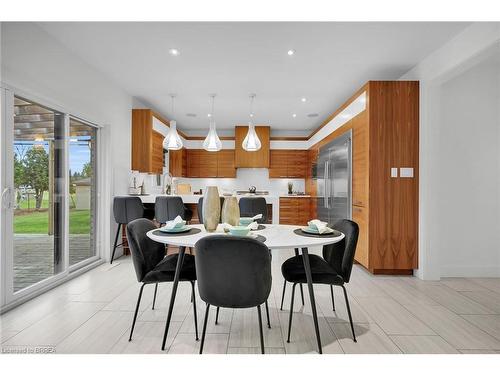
[147,223,345,354]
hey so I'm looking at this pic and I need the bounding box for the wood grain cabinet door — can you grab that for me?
[186,149,201,177]
[151,130,165,174]
[352,205,369,269]
[279,198,298,224]
[217,150,236,177]
[298,198,311,225]
[352,113,369,207]
[198,150,218,177]
[269,150,289,178]
[287,150,308,178]
[169,148,186,177]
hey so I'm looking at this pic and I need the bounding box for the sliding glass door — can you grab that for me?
[1,89,100,307]
[68,118,98,267]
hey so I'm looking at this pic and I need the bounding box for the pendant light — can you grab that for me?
[203,94,222,152]
[162,94,183,150]
[242,94,261,152]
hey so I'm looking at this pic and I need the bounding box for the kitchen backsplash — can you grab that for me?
[137,168,305,196]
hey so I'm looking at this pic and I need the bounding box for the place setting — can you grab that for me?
[293,219,343,238]
[222,213,266,242]
[152,215,202,236]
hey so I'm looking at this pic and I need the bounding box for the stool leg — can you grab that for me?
[152,283,158,310]
[110,223,121,264]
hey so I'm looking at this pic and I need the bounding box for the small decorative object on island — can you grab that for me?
[202,186,221,232]
[222,196,240,226]
[288,181,293,195]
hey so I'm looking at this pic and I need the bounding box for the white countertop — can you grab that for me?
[123,194,281,204]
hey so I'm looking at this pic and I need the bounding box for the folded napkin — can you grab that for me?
[308,219,329,234]
[252,214,263,220]
[223,221,259,231]
[165,215,184,230]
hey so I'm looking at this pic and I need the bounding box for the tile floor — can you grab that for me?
[2,249,500,354]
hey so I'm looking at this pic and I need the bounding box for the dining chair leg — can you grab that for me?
[215,306,220,325]
[280,279,286,310]
[110,223,121,264]
[294,248,305,305]
[330,285,335,311]
[129,283,145,341]
[190,281,199,341]
[161,246,186,350]
[286,283,297,343]
[264,300,271,329]
[257,305,265,354]
[152,283,158,310]
[199,303,210,354]
[301,247,323,354]
[341,285,357,342]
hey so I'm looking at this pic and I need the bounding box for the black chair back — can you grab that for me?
[238,197,268,223]
[126,218,166,282]
[197,197,225,223]
[113,197,144,224]
[322,219,359,283]
[155,196,188,224]
[195,235,272,308]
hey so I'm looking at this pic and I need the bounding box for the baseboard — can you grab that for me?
[440,265,500,278]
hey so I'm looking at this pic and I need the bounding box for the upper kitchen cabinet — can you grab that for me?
[269,150,308,178]
[234,126,270,168]
[185,149,236,178]
[169,148,187,177]
[131,109,166,174]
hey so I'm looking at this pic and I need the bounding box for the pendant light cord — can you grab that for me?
[249,94,256,120]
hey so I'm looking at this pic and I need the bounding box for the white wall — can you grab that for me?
[1,22,134,261]
[436,61,500,277]
[401,22,500,279]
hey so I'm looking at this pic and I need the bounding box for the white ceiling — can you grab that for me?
[38,22,468,135]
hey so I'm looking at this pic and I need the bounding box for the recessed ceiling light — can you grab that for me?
[186,113,197,117]
[169,48,180,56]
[292,113,297,118]
[207,113,212,118]
[287,49,295,56]
[301,97,307,102]
[307,113,319,118]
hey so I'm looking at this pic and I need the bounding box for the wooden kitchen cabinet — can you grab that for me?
[169,148,187,177]
[217,150,236,177]
[279,197,311,225]
[269,150,308,178]
[307,81,419,274]
[186,149,236,178]
[131,109,166,174]
[234,126,270,168]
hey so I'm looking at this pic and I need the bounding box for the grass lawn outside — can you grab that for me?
[14,209,91,234]
[16,191,77,210]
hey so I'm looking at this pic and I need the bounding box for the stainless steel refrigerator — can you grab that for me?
[315,129,352,223]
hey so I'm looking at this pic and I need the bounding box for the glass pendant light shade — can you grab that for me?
[203,121,222,152]
[242,94,261,152]
[242,122,261,151]
[203,94,222,152]
[163,120,183,150]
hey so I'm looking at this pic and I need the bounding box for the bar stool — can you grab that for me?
[238,197,268,223]
[155,196,193,225]
[111,196,146,264]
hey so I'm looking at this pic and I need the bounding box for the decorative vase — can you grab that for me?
[202,186,221,232]
[222,196,240,226]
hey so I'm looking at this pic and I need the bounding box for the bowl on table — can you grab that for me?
[239,217,254,226]
[228,226,251,236]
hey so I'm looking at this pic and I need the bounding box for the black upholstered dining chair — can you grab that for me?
[195,236,272,354]
[281,219,359,342]
[238,197,268,223]
[126,218,199,342]
[111,196,146,264]
[155,196,193,225]
[197,196,225,223]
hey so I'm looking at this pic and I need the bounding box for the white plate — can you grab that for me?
[301,226,334,235]
[159,225,191,233]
